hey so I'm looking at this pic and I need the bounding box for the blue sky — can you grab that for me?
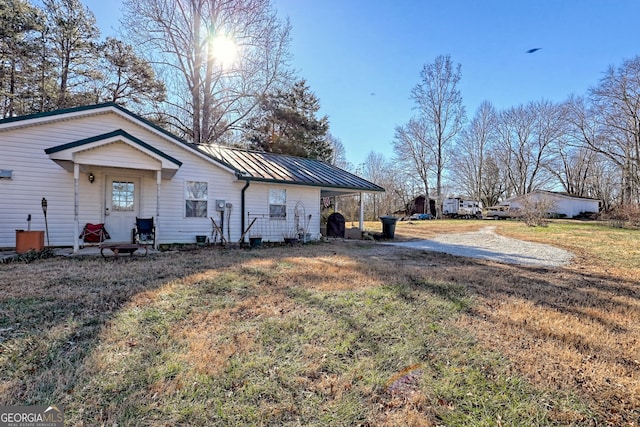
[83,0,640,166]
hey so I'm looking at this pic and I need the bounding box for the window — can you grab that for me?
[269,189,286,219]
[186,181,208,217]
[112,181,135,211]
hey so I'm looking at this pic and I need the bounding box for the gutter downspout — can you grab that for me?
[239,176,250,242]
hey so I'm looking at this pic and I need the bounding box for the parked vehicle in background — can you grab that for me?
[442,198,483,218]
[485,205,511,219]
[409,213,433,220]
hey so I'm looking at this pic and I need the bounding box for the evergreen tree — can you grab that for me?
[0,0,44,117]
[246,80,332,160]
[43,0,101,108]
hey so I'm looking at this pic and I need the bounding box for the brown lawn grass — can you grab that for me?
[0,219,638,426]
[388,219,640,425]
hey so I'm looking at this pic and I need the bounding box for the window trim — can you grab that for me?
[185,180,208,218]
[269,188,287,220]
[111,180,135,212]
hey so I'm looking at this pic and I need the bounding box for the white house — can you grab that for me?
[505,190,600,218]
[0,103,384,251]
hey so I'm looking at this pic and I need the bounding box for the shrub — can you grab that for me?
[602,205,640,228]
[516,195,557,227]
[0,248,56,264]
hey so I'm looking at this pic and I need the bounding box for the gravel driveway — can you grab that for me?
[384,226,573,267]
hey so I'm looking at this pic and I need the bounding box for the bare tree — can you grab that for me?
[494,100,562,197]
[586,57,640,205]
[585,157,620,210]
[480,153,507,207]
[389,168,423,216]
[121,0,293,145]
[393,117,434,214]
[361,151,394,218]
[410,55,465,217]
[326,134,350,169]
[453,100,496,203]
[548,142,597,197]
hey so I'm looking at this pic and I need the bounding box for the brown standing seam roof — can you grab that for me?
[197,145,384,193]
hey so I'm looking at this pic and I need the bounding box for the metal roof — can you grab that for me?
[198,145,385,193]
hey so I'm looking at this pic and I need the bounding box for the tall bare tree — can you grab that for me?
[121,0,292,145]
[565,95,621,207]
[480,153,507,207]
[362,151,391,218]
[587,57,640,205]
[326,134,350,169]
[548,142,598,198]
[410,55,465,217]
[453,100,496,204]
[495,100,562,197]
[393,117,434,214]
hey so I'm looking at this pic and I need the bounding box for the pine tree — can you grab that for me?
[0,0,44,117]
[43,0,101,109]
[246,80,332,160]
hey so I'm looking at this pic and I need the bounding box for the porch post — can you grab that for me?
[155,170,161,249]
[73,163,80,253]
[359,192,365,231]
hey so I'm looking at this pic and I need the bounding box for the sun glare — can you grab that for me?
[210,34,238,69]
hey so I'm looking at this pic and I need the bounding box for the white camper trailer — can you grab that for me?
[442,198,483,219]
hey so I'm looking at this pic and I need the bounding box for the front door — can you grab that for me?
[104,177,140,242]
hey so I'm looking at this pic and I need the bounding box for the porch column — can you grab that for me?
[155,170,161,249]
[358,192,365,231]
[73,163,80,253]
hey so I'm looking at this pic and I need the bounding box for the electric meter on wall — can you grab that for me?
[215,200,226,211]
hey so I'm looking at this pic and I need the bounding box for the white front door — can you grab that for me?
[104,177,140,242]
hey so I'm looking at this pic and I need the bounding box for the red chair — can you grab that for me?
[79,223,110,244]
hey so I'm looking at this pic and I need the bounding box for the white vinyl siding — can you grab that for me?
[0,107,328,247]
[244,183,320,242]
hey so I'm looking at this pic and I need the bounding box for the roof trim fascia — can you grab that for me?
[1,102,239,175]
[44,129,183,167]
[235,175,385,192]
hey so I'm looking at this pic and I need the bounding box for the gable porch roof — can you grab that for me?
[45,129,182,178]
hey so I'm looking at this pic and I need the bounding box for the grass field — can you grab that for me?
[0,220,638,426]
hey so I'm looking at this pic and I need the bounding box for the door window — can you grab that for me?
[112,181,135,211]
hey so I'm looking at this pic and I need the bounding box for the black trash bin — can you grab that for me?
[379,215,399,239]
[327,212,346,238]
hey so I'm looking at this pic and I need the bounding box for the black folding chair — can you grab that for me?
[133,217,155,246]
